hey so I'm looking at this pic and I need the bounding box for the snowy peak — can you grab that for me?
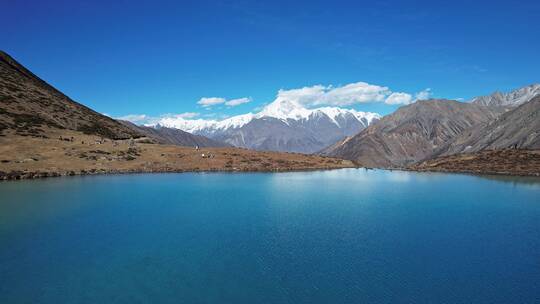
[155,113,255,134]
[256,98,381,127]
[257,98,311,120]
[155,98,381,132]
[151,97,381,153]
[471,83,540,106]
[313,107,380,126]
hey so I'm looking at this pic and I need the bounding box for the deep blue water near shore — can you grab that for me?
[0,169,539,303]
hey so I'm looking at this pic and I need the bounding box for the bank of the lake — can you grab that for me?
[0,133,354,181]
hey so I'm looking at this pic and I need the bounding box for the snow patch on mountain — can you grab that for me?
[157,113,255,134]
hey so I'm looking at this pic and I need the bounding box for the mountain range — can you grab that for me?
[1,49,538,176]
[323,85,540,168]
[120,121,230,148]
[470,83,540,106]
[438,95,540,156]
[153,98,380,153]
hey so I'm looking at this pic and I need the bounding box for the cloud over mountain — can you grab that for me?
[121,81,433,127]
[190,81,432,113]
[276,82,389,107]
[385,92,412,105]
[272,82,433,107]
[384,89,432,105]
[197,97,252,108]
[225,97,252,106]
[115,80,439,153]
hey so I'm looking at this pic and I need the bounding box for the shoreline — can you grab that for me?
[0,165,359,181]
[3,164,539,182]
[400,167,540,178]
[0,133,356,181]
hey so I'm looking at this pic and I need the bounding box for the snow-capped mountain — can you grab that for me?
[471,83,540,106]
[158,113,256,136]
[151,98,380,153]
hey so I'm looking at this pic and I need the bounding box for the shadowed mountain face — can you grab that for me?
[0,51,141,139]
[323,99,505,167]
[121,121,229,148]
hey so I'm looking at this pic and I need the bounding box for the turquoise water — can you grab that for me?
[1,169,539,303]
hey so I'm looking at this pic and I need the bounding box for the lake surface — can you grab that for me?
[1,169,539,303]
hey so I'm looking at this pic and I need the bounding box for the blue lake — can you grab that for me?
[1,169,539,303]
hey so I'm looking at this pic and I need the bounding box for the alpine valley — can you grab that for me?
[0,51,355,180]
[0,49,539,178]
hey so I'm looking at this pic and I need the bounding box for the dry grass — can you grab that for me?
[410,149,540,176]
[0,129,354,180]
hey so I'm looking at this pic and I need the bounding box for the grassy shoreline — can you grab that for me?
[0,132,356,181]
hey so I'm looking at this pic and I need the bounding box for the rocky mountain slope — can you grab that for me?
[470,83,540,106]
[436,96,540,156]
[121,121,229,148]
[0,50,225,148]
[322,99,504,167]
[0,51,141,139]
[154,99,380,153]
[324,85,540,172]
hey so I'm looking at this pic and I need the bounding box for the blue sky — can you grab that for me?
[3,0,540,119]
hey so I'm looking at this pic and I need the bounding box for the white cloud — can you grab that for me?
[198,96,252,108]
[276,82,390,107]
[117,82,434,128]
[225,97,252,107]
[276,85,326,105]
[385,92,412,105]
[196,82,428,109]
[384,88,433,105]
[415,88,432,101]
[322,82,390,105]
[197,97,226,107]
